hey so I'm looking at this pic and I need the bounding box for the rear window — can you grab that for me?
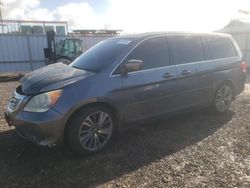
[205,36,237,59]
[168,35,205,64]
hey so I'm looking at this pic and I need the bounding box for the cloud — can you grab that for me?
[1,0,250,32]
[1,0,42,20]
[106,0,250,32]
[1,0,104,29]
[53,2,104,30]
[25,8,54,21]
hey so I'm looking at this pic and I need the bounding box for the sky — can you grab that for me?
[1,0,250,33]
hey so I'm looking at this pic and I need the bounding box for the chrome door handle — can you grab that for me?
[163,72,174,78]
[181,70,192,75]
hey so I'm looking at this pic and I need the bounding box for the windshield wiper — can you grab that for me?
[71,65,97,73]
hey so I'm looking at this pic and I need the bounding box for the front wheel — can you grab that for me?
[66,106,116,155]
[213,84,234,113]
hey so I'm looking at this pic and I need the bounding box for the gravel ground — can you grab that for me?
[0,78,249,188]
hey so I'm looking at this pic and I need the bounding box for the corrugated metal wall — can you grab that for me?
[0,34,112,73]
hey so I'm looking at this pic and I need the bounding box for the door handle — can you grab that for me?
[162,72,174,79]
[181,69,192,75]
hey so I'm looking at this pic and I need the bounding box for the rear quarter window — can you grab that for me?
[204,36,237,59]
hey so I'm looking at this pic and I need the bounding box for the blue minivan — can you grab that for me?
[5,32,247,155]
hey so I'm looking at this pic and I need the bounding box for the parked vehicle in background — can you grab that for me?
[4,32,247,155]
[44,30,82,65]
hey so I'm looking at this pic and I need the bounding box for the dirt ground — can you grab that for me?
[0,78,249,188]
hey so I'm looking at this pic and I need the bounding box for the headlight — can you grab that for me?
[24,90,62,112]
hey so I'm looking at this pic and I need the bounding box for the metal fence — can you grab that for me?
[0,34,111,73]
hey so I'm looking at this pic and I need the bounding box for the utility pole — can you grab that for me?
[0,0,3,33]
[0,1,2,20]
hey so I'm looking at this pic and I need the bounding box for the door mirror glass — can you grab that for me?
[122,59,143,74]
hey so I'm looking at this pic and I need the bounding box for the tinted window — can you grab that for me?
[70,38,135,72]
[125,37,169,70]
[168,35,205,64]
[205,36,237,59]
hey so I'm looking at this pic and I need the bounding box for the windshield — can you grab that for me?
[56,40,64,56]
[70,38,135,72]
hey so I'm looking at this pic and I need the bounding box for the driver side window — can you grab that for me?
[125,36,170,71]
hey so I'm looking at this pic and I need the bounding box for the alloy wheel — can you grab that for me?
[215,85,233,112]
[78,111,113,151]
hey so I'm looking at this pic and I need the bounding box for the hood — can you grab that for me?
[20,63,94,95]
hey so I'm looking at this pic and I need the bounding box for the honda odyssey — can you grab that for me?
[4,32,247,155]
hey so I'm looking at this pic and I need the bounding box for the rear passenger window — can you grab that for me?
[168,35,205,64]
[125,36,170,70]
[206,36,237,59]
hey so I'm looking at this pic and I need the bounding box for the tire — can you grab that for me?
[66,106,117,155]
[212,83,234,113]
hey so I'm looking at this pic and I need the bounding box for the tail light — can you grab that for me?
[241,61,248,72]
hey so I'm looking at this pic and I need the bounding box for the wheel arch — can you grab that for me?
[214,79,236,100]
[63,101,122,142]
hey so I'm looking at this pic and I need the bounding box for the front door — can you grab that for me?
[115,36,178,122]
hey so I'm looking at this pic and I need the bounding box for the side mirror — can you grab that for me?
[121,59,143,75]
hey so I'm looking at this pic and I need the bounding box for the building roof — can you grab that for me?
[73,29,122,35]
[219,20,250,34]
[0,19,67,24]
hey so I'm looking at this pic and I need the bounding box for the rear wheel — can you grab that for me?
[67,106,116,155]
[213,84,233,113]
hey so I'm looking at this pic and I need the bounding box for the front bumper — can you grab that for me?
[4,109,65,146]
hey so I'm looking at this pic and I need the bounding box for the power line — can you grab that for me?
[0,0,3,22]
[0,0,3,33]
